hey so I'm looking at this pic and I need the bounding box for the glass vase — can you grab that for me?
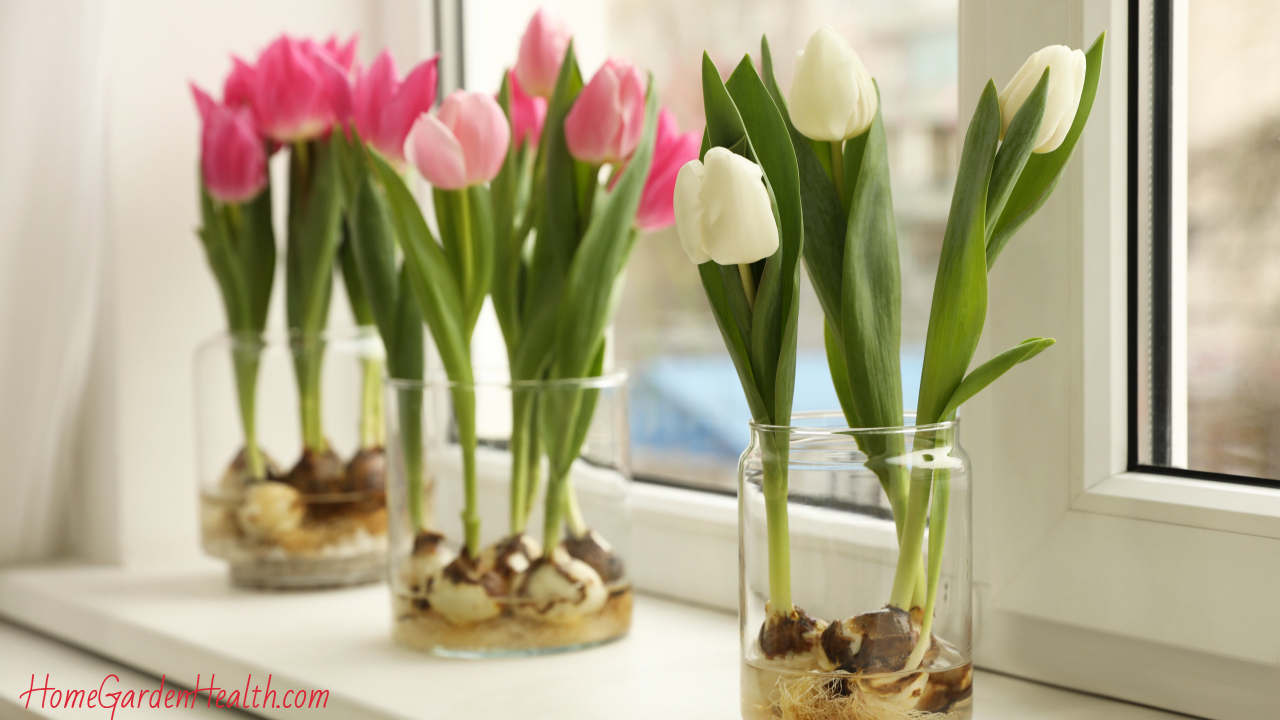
[739,412,972,719]
[195,327,391,589]
[386,372,632,657]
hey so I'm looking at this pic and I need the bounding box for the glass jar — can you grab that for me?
[386,372,632,657]
[194,328,390,589]
[739,412,972,720]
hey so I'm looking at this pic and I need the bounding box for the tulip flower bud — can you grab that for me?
[404,91,510,190]
[674,148,779,265]
[635,109,701,231]
[515,7,572,98]
[247,35,353,142]
[507,70,547,150]
[998,45,1086,154]
[354,50,439,164]
[564,58,646,165]
[787,26,878,142]
[191,85,268,204]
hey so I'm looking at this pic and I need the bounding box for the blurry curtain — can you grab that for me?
[0,1,112,562]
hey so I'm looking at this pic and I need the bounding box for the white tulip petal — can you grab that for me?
[998,44,1087,154]
[700,148,779,265]
[674,160,711,264]
[787,26,878,142]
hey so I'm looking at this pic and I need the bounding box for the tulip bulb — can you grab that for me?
[674,147,780,266]
[787,25,878,142]
[998,45,1086,153]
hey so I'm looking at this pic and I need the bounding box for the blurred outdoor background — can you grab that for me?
[1185,0,1280,480]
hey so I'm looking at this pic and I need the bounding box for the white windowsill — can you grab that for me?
[0,563,1187,719]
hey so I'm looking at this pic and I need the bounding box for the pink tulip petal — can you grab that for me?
[354,50,398,148]
[406,113,469,190]
[565,64,623,164]
[515,8,571,98]
[223,57,256,109]
[190,83,216,123]
[636,110,701,230]
[442,92,510,185]
[382,56,439,161]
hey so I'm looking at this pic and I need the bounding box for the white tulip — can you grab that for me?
[674,148,780,266]
[787,25,878,142]
[998,45,1086,153]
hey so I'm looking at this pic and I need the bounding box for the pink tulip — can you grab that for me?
[635,109,701,231]
[245,35,353,142]
[354,51,439,163]
[563,58,646,165]
[191,85,267,204]
[514,8,571,98]
[223,57,256,109]
[507,70,547,150]
[321,34,358,72]
[405,91,510,190]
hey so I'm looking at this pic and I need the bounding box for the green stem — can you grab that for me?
[523,411,543,528]
[760,432,793,615]
[889,466,933,610]
[454,385,480,558]
[509,389,536,533]
[907,467,951,670]
[400,387,426,531]
[359,357,385,448]
[738,264,757,311]
[564,480,587,539]
[231,344,265,479]
[296,334,326,453]
[458,188,475,305]
[542,468,568,552]
[829,140,845,202]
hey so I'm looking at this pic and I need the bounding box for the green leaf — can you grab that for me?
[550,84,659,380]
[916,81,1001,426]
[823,320,856,424]
[197,190,252,331]
[516,42,585,381]
[285,136,345,337]
[389,263,425,382]
[840,98,903,430]
[491,71,522,355]
[762,35,846,346]
[348,170,403,343]
[724,54,804,428]
[698,261,768,422]
[237,186,276,331]
[339,230,376,327]
[988,32,1106,268]
[371,153,473,387]
[938,337,1056,420]
[985,68,1048,250]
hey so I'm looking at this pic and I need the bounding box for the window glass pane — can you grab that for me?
[1184,0,1280,480]
[605,0,958,491]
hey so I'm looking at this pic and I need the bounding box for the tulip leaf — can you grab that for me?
[197,190,252,331]
[238,186,277,331]
[988,31,1106,269]
[491,73,522,356]
[725,53,804,428]
[916,81,1000,426]
[285,135,345,338]
[339,231,376,327]
[701,53,748,154]
[761,35,847,349]
[985,68,1049,248]
[841,98,903,430]
[938,337,1056,421]
[371,153,473,388]
[516,41,585,383]
[823,320,856,424]
[700,261,769,422]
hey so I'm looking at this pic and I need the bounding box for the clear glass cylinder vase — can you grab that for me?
[739,412,972,719]
[195,327,390,589]
[386,372,632,657]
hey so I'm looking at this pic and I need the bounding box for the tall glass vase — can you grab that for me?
[739,412,972,719]
[385,372,632,657]
[194,327,390,589]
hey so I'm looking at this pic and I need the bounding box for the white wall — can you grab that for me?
[80,0,415,564]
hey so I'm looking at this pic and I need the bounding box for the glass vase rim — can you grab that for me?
[748,409,958,436]
[386,369,629,391]
[198,325,380,350]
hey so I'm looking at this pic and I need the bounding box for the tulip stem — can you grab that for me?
[738,264,757,311]
[829,141,845,203]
